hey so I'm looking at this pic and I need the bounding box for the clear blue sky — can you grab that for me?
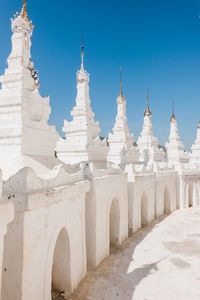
[0,0,200,149]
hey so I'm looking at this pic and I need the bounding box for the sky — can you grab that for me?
[0,0,200,149]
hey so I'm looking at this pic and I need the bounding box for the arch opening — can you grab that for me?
[51,228,71,299]
[189,183,193,207]
[164,187,171,215]
[141,192,148,226]
[109,198,120,248]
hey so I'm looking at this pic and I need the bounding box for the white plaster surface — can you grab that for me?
[68,208,200,300]
[108,93,139,167]
[1,167,90,300]
[191,122,200,163]
[1,3,200,300]
[166,119,189,163]
[137,114,164,163]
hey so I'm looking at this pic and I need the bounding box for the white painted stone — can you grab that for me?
[0,5,60,181]
[190,122,200,163]
[0,2,200,300]
[84,162,128,269]
[108,91,139,168]
[1,166,89,300]
[166,114,189,163]
[153,162,177,217]
[137,96,164,163]
[56,51,108,164]
[125,163,155,232]
[0,169,14,297]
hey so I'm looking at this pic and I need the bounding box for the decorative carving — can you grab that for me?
[11,0,33,36]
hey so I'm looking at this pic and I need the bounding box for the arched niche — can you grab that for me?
[51,228,71,298]
[109,198,120,248]
[141,192,149,226]
[164,186,171,214]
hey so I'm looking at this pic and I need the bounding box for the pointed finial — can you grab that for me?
[81,33,84,70]
[120,66,123,97]
[144,88,152,116]
[170,97,176,123]
[20,0,28,21]
[117,66,126,103]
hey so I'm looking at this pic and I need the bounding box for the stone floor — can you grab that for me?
[63,208,200,300]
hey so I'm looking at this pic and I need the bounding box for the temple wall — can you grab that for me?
[1,169,89,300]
[128,173,155,233]
[0,3,200,298]
[155,171,177,217]
[85,172,128,269]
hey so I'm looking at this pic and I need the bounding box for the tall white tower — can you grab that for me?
[137,93,164,164]
[166,103,189,163]
[56,39,108,164]
[0,0,58,158]
[108,67,139,168]
[0,1,59,179]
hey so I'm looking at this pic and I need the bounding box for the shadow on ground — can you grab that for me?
[65,215,169,300]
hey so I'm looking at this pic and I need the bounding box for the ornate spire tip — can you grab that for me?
[117,66,126,103]
[170,98,176,123]
[144,89,152,116]
[80,33,84,70]
[20,0,28,21]
[120,66,123,97]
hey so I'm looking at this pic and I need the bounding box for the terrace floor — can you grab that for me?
[67,208,200,300]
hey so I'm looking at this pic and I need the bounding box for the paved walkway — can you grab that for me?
[68,208,200,300]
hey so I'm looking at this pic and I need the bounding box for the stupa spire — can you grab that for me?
[120,66,123,97]
[11,0,33,35]
[108,68,139,167]
[144,89,151,116]
[56,35,108,164]
[118,67,126,103]
[170,98,176,123]
[137,90,164,163]
[166,101,189,163]
[81,33,84,70]
[0,0,58,163]
[20,0,28,21]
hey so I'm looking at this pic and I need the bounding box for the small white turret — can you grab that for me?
[56,38,108,164]
[166,102,189,163]
[108,67,139,168]
[190,122,200,163]
[137,92,164,164]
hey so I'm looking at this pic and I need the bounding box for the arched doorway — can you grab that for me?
[189,183,193,207]
[141,192,148,226]
[164,186,171,214]
[109,198,120,248]
[185,184,189,208]
[51,228,71,299]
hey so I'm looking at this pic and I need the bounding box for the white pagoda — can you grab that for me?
[166,105,189,163]
[137,93,164,164]
[108,68,139,168]
[0,0,59,178]
[190,122,200,163]
[56,42,108,164]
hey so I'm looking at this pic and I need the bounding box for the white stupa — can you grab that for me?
[166,103,189,163]
[190,122,200,163]
[108,68,139,168]
[56,40,108,164]
[137,93,164,164]
[0,0,59,179]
